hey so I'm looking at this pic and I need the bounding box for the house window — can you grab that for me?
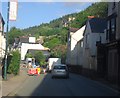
[2,25,4,35]
[107,20,110,30]
[111,18,116,41]
[79,41,83,48]
[68,37,70,42]
[106,29,109,40]
[112,2,116,9]
[85,34,89,48]
[68,36,71,46]
[0,23,1,32]
[86,35,88,44]
[108,18,116,41]
[81,41,83,47]
[111,18,116,33]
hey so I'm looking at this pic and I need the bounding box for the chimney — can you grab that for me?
[88,16,95,19]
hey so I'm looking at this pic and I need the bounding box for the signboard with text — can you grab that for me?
[9,0,18,21]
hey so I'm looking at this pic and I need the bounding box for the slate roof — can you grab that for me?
[62,19,69,24]
[89,18,107,33]
[14,37,20,44]
[20,36,29,43]
[69,27,79,32]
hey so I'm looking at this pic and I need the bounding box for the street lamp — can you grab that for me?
[3,0,18,80]
[4,1,10,80]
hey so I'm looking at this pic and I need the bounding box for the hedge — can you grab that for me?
[7,50,20,75]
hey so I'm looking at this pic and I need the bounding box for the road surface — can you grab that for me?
[10,73,119,96]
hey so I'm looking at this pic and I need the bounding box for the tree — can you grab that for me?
[59,28,68,44]
[34,51,46,66]
[71,2,108,28]
[51,44,67,64]
[25,53,33,58]
[43,37,61,49]
[8,27,24,45]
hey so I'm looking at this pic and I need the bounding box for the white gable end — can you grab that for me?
[21,43,46,60]
[71,25,85,51]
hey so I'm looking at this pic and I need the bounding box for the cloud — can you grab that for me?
[64,2,82,7]
[63,2,87,7]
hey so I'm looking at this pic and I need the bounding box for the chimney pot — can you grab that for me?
[88,16,95,19]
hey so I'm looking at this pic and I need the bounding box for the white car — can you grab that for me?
[51,64,69,79]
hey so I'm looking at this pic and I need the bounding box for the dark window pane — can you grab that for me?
[54,66,66,69]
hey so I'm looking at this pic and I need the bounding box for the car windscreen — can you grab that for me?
[53,66,66,69]
[28,61,31,63]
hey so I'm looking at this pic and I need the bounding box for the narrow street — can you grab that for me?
[1,1,120,97]
[9,71,118,96]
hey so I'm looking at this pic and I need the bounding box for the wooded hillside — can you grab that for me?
[8,2,108,62]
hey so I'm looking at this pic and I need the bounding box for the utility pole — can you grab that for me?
[4,1,10,80]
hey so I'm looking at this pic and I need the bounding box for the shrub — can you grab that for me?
[7,50,20,75]
[34,51,46,66]
[25,53,33,58]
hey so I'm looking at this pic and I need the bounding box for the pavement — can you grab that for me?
[1,67,29,97]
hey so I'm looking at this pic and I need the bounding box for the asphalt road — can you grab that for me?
[12,73,119,96]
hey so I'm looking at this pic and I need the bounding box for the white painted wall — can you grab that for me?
[0,35,6,58]
[1,36,6,57]
[83,21,107,70]
[0,33,2,58]
[66,25,85,66]
[83,22,91,69]
[0,18,5,58]
[71,25,85,51]
[21,43,46,60]
[77,40,83,65]
[66,43,71,65]
[29,37,36,43]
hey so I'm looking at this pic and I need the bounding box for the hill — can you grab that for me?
[22,2,108,36]
[8,2,108,62]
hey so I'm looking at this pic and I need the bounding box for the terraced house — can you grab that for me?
[97,2,120,86]
[82,17,107,76]
[0,13,5,65]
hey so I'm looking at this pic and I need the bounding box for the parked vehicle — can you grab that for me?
[51,64,69,79]
[25,58,32,64]
[47,58,61,72]
[26,58,36,68]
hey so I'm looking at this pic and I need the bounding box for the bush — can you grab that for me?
[25,53,33,58]
[34,51,46,66]
[7,50,20,75]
